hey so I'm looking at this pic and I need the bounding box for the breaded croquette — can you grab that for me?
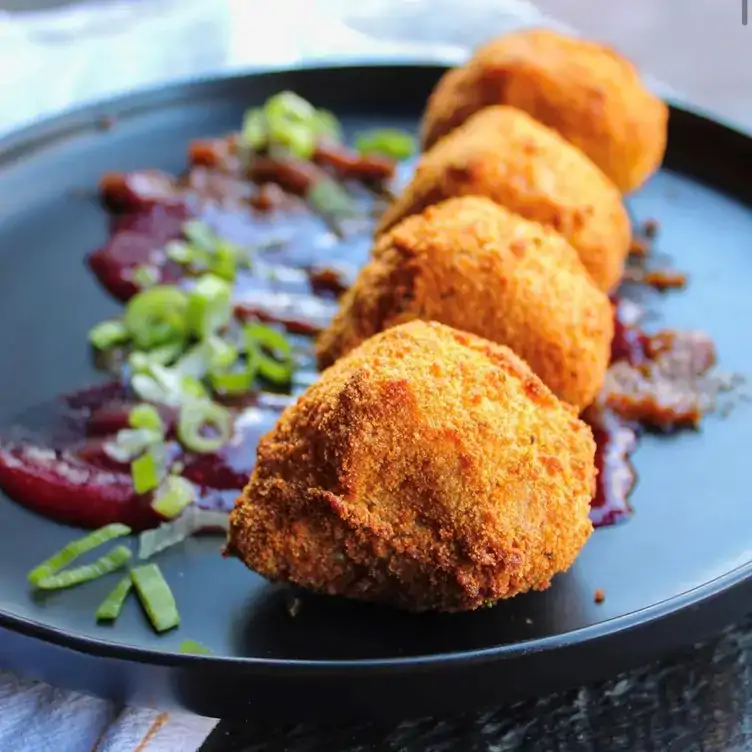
[318,197,613,409]
[228,320,595,613]
[421,28,668,194]
[377,106,630,292]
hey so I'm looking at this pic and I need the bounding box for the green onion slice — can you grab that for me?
[36,545,132,591]
[210,368,253,396]
[132,264,160,289]
[178,639,213,655]
[245,323,294,384]
[95,575,133,622]
[307,178,359,221]
[28,523,132,586]
[124,286,188,350]
[241,108,267,151]
[186,275,232,340]
[210,242,239,282]
[165,240,196,265]
[182,220,218,253]
[103,427,162,464]
[131,446,164,494]
[89,320,130,350]
[313,109,342,142]
[206,336,239,372]
[177,400,233,454]
[354,128,416,160]
[152,476,196,519]
[131,563,180,633]
[128,404,164,433]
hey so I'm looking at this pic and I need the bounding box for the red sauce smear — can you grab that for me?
[0,136,718,531]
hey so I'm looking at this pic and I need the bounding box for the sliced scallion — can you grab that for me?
[36,545,132,591]
[131,563,180,633]
[307,178,359,221]
[210,242,239,282]
[131,446,164,494]
[313,109,342,143]
[177,400,233,454]
[186,275,232,340]
[165,240,196,265]
[123,286,188,350]
[245,323,294,384]
[241,108,267,151]
[182,220,218,253]
[152,476,196,519]
[128,404,164,433]
[89,320,129,350]
[178,639,213,655]
[103,427,162,463]
[354,128,416,160]
[95,575,133,621]
[210,368,253,395]
[132,264,160,289]
[180,375,209,400]
[206,336,238,372]
[28,523,132,586]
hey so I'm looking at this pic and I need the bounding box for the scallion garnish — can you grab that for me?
[123,285,188,350]
[245,323,294,384]
[89,320,130,350]
[178,639,213,655]
[27,523,131,586]
[241,108,267,151]
[165,240,196,265]
[132,264,160,289]
[354,128,416,160]
[95,575,133,621]
[314,109,342,143]
[128,404,164,433]
[103,427,162,463]
[128,342,184,374]
[36,545,132,591]
[307,178,359,221]
[131,563,180,633]
[186,275,232,340]
[211,242,238,282]
[131,446,163,494]
[182,219,218,253]
[206,336,238,372]
[151,476,196,519]
[240,92,342,158]
[177,400,233,454]
[210,368,253,395]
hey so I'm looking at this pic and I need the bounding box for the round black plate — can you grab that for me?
[0,63,751,722]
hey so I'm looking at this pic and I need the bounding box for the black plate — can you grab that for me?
[0,63,751,722]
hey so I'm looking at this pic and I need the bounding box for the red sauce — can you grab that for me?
[0,137,717,532]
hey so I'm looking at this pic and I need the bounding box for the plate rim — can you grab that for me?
[1,60,751,675]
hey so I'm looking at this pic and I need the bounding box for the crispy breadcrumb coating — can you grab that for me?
[229,320,595,612]
[317,197,613,409]
[378,105,630,292]
[421,28,668,194]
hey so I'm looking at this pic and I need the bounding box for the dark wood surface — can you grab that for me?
[202,613,752,751]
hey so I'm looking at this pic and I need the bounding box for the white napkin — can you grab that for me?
[0,1,674,750]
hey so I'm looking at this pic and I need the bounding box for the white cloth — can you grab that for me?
[0,1,675,749]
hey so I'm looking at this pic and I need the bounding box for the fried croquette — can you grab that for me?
[228,320,595,612]
[377,105,630,292]
[421,28,668,194]
[317,197,613,409]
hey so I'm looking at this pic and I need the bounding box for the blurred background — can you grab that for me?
[0,0,749,135]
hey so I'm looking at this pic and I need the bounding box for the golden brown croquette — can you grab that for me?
[421,28,668,194]
[229,320,595,613]
[378,105,630,292]
[317,197,613,409]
